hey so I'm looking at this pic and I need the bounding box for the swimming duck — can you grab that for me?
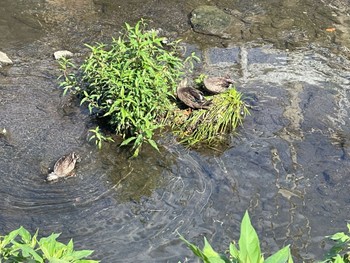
[177,78,211,109]
[46,152,80,181]
[203,76,234,94]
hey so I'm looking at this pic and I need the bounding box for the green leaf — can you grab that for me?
[50,259,72,263]
[14,243,44,262]
[203,238,230,263]
[17,226,32,244]
[70,249,95,259]
[229,242,240,259]
[147,139,159,152]
[39,233,61,259]
[331,232,350,242]
[265,245,293,263]
[1,228,20,248]
[178,234,208,260]
[333,254,345,263]
[202,237,221,259]
[66,239,74,254]
[120,136,137,146]
[78,260,100,263]
[238,211,262,263]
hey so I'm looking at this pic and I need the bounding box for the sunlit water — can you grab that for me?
[1,0,350,262]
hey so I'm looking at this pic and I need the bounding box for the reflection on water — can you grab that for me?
[0,0,44,48]
[1,0,350,262]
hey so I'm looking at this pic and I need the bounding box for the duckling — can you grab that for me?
[203,76,234,94]
[177,78,211,109]
[46,152,80,181]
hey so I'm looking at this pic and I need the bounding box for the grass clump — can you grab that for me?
[58,19,198,157]
[170,87,249,147]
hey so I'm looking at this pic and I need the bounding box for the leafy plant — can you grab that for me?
[170,87,249,147]
[0,226,99,262]
[322,223,350,263]
[89,126,114,150]
[58,19,198,157]
[180,211,293,263]
[57,57,80,96]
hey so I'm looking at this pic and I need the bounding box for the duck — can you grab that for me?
[46,152,80,181]
[203,76,234,94]
[177,78,211,109]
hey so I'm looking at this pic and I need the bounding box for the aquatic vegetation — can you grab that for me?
[0,226,99,262]
[179,211,293,263]
[169,87,249,147]
[58,19,198,157]
[58,19,249,156]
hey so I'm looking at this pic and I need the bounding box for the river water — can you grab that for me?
[1,0,350,262]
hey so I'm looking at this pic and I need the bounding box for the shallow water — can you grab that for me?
[1,0,350,262]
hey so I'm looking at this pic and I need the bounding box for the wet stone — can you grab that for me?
[190,5,233,39]
[206,47,239,66]
[0,51,13,65]
[247,48,288,65]
[53,50,73,60]
[299,84,339,132]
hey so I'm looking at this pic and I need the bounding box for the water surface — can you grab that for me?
[1,0,350,262]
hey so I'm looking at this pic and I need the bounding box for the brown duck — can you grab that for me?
[177,78,211,109]
[46,152,80,181]
[203,76,234,94]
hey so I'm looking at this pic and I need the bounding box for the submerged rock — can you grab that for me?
[190,5,242,39]
[0,51,13,66]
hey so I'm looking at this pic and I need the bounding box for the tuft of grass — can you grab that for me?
[170,87,249,147]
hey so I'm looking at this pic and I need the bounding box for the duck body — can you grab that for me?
[203,77,234,94]
[47,152,79,181]
[177,78,211,109]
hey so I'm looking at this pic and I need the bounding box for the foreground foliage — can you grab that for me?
[322,223,350,263]
[180,211,293,263]
[180,211,350,263]
[58,19,197,157]
[0,226,98,262]
[1,216,350,262]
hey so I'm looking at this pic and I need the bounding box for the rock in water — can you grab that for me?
[53,50,73,60]
[190,6,232,38]
[0,51,13,65]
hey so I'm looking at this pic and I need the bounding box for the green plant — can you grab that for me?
[57,57,80,96]
[180,211,293,263]
[171,88,249,147]
[322,223,350,263]
[89,126,114,150]
[194,74,207,85]
[58,19,198,157]
[0,226,99,262]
